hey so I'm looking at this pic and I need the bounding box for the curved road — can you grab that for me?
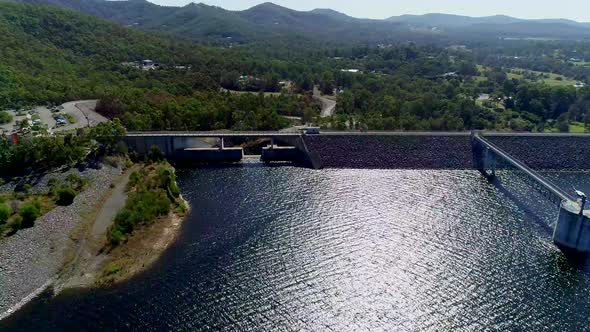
[54,100,107,132]
[313,87,336,118]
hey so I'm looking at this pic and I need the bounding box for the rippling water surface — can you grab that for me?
[2,166,590,331]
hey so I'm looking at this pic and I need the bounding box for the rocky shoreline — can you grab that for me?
[0,165,122,318]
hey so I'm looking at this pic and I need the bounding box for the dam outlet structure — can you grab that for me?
[472,133,590,256]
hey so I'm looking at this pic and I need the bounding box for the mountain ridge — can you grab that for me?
[5,0,590,43]
[387,12,590,28]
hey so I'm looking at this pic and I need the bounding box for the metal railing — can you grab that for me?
[473,133,573,204]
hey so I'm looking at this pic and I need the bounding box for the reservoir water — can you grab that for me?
[2,166,590,331]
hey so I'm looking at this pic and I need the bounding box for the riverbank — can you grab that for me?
[96,204,188,285]
[0,165,122,319]
[0,161,189,320]
[57,162,189,289]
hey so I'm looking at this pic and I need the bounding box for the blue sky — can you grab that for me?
[148,0,590,21]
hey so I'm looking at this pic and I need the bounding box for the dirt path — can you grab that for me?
[90,170,132,238]
[313,86,337,118]
[56,166,136,290]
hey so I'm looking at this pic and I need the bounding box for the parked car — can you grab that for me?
[303,127,320,135]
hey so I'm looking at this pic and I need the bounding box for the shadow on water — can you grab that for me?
[486,175,590,272]
[174,160,299,170]
[486,175,554,232]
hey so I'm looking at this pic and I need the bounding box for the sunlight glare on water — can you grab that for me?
[2,166,590,331]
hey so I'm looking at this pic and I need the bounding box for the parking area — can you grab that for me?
[0,100,106,136]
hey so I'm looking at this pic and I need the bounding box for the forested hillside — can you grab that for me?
[0,2,213,106]
[3,1,590,134]
[7,0,590,44]
[0,2,322,130]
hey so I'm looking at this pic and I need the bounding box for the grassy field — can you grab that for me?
[477,64,579,87]
[544,121,588,133]
[508,68,578,87]
[220,88,286,97]
[573,61,590,67]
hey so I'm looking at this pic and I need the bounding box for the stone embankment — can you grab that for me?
[303,135,474,169]
[0,165,122,319]
[486,135,590,170]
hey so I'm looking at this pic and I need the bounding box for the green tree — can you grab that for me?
[0,111,12,124]
[0,203,11,224]
[91,119,126,152]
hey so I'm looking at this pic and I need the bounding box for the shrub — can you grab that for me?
[107,162,180,246]
[102,262,123,277]
[128,151,140,163]
[124,158,134,170]
[22,184,32,194]
[8,215,22,233]
[0,111,12,124]
[104,156,119,168]
[115,141,128,155]
[0,203,11,224]
[47,178,59,188]
[19,201,42,227]
[148,145,164,162]
[65,174,86,190]
[56,187,77,206]
[107,227,126,245]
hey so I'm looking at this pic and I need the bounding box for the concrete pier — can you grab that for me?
[554,201,590,255]
[261,145,299,163]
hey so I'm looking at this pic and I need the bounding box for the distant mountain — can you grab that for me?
[4,0,423,44]
[387,12,590,29]
[387,13,522,27]
[310,8,358,22]
[5,0,590,44]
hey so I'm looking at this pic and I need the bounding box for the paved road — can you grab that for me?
[55,100,106,132]
[126,130,590,138]
[126,131,473,137]
[76,100,108,127]
[313,87,336,118]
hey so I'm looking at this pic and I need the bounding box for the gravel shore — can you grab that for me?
[0,165,122,318]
